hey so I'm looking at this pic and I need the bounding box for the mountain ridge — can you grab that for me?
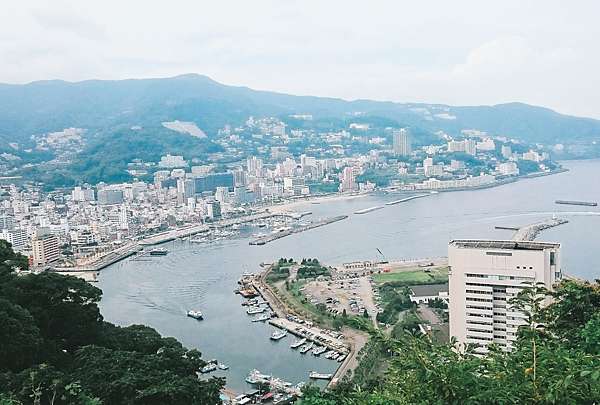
[0,73,599,145]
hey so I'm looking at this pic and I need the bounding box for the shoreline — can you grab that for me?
[65,167,568,277]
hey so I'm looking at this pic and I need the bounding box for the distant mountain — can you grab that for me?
[1,73,599,145]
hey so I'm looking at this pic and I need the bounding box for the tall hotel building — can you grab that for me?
[393,128,411,157]
[448,240,561,354]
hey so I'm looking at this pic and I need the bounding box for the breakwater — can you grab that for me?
[249,215,348,245]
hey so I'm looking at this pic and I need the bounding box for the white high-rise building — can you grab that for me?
[448,240,561,354]
[393,129,411,156]
[339,167,358,192]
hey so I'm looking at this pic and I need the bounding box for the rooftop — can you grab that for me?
[410,283,448,297]
[449,239,560,251]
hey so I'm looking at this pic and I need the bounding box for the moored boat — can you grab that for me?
[270,329,287,340]
[309,371,333,380]
[290,338,306,349]
[200,363,217,373]
[299,342,314,354]
[246,306,267,315]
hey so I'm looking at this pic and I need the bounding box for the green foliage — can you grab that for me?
[375,285,413,325]
[303,280,600,404]
[297,260,330,279]
[517,159,542,175]
[0,242,223,405]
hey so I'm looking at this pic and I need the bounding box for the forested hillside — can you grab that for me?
[0,241,223,405]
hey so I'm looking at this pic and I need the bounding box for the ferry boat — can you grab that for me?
[247,306,267,315]
[299,342,314,354]
[290,338,306,349]
[270,330,287,340]
[309,371,333,380]
[149,248,168,256]
[187,310,203,320]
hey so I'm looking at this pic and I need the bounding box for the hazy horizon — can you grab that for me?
[2,1,599,118]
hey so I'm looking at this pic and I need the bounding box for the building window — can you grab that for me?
[550,252,556,265]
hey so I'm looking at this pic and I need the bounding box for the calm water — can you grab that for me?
[98,159,600,392]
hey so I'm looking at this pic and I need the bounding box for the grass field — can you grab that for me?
[372,267,448,285]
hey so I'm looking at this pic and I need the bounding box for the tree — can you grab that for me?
[0,298,43,371]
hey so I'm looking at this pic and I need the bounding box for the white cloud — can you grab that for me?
[0,0,599,118]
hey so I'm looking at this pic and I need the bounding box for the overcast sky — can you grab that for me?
[2,1,599,118]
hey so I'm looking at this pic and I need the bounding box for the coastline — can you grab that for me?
[65,167,568,277]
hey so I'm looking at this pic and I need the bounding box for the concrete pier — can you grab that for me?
[512,217,568,241]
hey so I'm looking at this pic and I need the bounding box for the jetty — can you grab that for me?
[354,206,384,215]
[512,217,569,241]
[385,194,429,206]
[555,200,597,207]
[249,215,348,246]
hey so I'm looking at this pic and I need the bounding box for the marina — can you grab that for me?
[249,215,348,245]
[97,160,600,393]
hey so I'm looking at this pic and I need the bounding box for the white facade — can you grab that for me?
[393,129,411,156]
[449,240,561,354]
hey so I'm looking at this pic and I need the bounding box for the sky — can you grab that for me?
[2,1,600,118]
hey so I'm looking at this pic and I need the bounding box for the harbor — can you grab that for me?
[96,160,600,394]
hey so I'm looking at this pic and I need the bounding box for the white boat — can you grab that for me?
[251,314,271,322]
[200,363,217,373]
[312,346,327,356]
[309,371,333,380]
[337,354,346,362]
[270,329,287,340]
[324,350,336,359]
[299,342,314,354]
[290,338,306,349]
[246,369,271,384]
[187,310,203,320]
[218,363,229,370]
[247,306,267,315]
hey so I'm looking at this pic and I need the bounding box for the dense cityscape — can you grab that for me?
[1,115,560,273]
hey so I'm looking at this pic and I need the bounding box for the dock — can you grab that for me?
[52,243,142,272]
[249,215,348,246]
[252,264,361,388]
[268,318,349,353]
